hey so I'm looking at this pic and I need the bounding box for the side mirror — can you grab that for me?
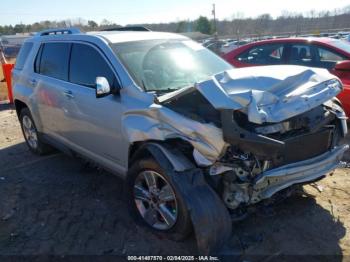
[334,60,350,71]
[96,77,111,98]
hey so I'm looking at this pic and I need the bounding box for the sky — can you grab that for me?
[0,0,349,26]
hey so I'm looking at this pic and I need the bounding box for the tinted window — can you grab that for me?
[288,43,345,69]
[69,43,115,88]
[237,44,285,65]
[318,48,343,61]
[14,42,33,70]
[288,44,313,66]
[34,45,43,73]
[316,46,344,69]
[39,43,70,81]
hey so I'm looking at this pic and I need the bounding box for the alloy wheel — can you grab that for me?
[133,170,178,230]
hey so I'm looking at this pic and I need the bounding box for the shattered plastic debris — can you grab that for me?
[310,183,324,193]
[339,161,350,168]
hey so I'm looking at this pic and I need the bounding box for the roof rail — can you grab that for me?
[102,26,151,32]
[36,27,82,36]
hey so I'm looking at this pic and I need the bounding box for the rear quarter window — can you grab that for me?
[14,42,33,70]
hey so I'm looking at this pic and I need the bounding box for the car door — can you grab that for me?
[61,42,127,174]
[33,42,72,139]
[234,43,286,67]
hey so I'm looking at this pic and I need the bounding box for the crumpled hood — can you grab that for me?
[195,65,342,124]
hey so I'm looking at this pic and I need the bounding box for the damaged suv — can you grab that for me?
[13,28,348,253]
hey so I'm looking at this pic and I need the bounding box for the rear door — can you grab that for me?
[61,42,126,173]
[33,42,71,138]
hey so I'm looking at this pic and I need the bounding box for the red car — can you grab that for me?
[223,38,350,116]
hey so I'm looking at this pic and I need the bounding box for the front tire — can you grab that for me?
[19,108,52,155]
[127,157,192,240]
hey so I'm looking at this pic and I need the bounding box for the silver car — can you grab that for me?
[13,28,348,254]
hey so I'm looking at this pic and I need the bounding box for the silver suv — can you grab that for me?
[13,28,348,253]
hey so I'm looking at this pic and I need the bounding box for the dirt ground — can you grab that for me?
[0,104,349,261]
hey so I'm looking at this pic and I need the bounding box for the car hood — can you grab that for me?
[160,65,342,124]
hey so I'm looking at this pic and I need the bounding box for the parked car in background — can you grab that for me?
[203,39,251,55]
[223,37,350,116]
[203,39,227,54]
[220,40,250,54]
[2,44,21,58]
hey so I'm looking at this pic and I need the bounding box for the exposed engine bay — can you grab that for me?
[159,82,348,211]
[123,65,348,214]
[217,100,346,210]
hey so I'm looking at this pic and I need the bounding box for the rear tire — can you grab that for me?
[19,108,52,155]
[126,157,192,241]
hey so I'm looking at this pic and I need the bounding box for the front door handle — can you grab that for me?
[63,90,74,98]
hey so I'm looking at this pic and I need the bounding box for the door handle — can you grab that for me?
[63,90,74,98]
[29,79,37,86]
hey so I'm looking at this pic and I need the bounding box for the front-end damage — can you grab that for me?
[122,65,348,253]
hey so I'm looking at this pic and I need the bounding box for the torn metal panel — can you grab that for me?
[252,144,348,201]
[171,169,232,255]
[212,144,348,208]
[120,65,343,164]
[195,65,342,124]
[121,91,227,164]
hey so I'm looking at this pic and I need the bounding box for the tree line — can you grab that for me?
[1,6,350,38]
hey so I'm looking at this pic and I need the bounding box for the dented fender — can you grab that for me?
[130,142,194,172]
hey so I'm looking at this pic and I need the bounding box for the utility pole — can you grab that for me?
[212,3,217,40]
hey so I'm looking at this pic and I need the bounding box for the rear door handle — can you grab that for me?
[63,90,74,98]
[29,79,37,86]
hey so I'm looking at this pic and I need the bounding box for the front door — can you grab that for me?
[61,42,127,174]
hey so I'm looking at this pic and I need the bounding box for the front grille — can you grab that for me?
[281,127,333,165]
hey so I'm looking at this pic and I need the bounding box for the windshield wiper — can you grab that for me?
[146,88,179,94]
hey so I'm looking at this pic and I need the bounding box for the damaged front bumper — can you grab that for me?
[251,144,349,203]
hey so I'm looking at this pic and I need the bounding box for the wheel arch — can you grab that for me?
[128,139,195,172]
[14,99,28,117]
[127,139,233,254]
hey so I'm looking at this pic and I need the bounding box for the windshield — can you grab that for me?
[329,40,350,54]
[110,39,232,94]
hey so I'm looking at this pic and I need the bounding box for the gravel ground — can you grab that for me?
[0,104,349,261]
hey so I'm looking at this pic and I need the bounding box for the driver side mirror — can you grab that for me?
[95,77,120,98]
[334,60,350,71]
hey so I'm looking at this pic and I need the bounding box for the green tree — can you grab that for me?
[88,20,98,29]
[195,16,212,34]
[176,20,187,33]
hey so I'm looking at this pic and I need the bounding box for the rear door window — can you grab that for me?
[287,43,346,69]
[38,42,71,81]
[288,44,313,67]
[14,42,33,70]
[314,46,345,69]
[69,43,115,88]
[236,44,285,65]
